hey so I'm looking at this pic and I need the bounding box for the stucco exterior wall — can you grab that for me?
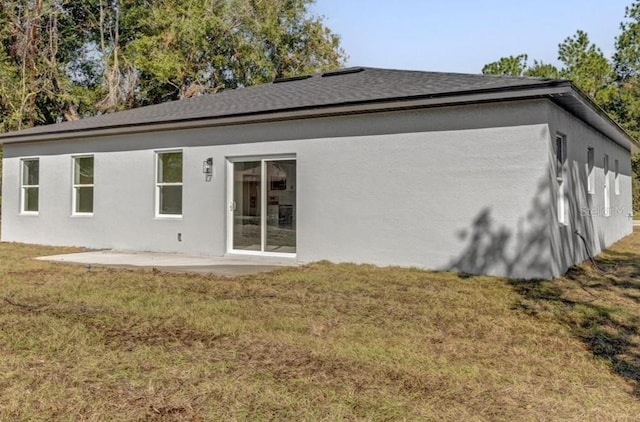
[2,99,563,278]
[545,101,634,276]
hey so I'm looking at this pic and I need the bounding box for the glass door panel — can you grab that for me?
[233,161,262,251]
[265,160,296,253]
[230,158,296,255]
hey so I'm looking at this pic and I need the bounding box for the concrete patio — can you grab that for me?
[36,250,299,276]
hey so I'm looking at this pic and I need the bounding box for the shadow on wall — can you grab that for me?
[448,158,605,279]
[508,253,640,396]
[448,177,554,279]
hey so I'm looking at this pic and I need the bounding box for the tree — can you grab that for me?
[614,1,640,140]
[558,30,617,105]
[613,1,640,211]
[615,1,640,80]
[525,60,561,79]
[482,54,529,76]
[124,0,344,105]
[0,0,345,127]
[482,23,640,214]
[0,0,98,131]
[482,54,561,79]
[482,30,615,103]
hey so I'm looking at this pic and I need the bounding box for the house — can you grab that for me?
[0,67,637,279]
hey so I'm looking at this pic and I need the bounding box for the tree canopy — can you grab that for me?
[0,0,345,132]
[482,29,615,103]
[482,2,640,212]
[481,54,529,77]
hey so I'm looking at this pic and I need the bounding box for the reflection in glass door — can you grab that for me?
[231,158,296,255]
[265,160,296,253]
[233,161,262,251]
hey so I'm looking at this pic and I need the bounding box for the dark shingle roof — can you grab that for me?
[0,67,568,139]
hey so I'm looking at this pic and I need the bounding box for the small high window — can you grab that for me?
[603,154,610,217]
[156,151,183,216]
[21,158,39,213]
[555,134,568,225]
[555,136,565,182]
[587,147,595,194]
[614,159,620,196]
[73,156,94,214]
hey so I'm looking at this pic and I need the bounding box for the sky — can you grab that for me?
[311,0,633,74]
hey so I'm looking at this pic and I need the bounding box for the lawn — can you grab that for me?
[1,234,640,420]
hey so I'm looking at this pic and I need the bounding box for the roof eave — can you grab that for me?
[1,82,637,154]
[558,82,640,154]
[0,84,569,144]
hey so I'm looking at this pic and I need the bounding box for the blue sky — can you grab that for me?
[311,0,633,73]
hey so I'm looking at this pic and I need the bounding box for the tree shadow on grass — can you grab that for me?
[508,253,640,396]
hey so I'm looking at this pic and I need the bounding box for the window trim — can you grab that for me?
[614,159,620,196]
[587,147,595,195]
[72,155,95,216]
[20,157,39,215]
[555,134,566,182]
[155,149,183,218]
[555,133,568,226]
[603,153,610,217]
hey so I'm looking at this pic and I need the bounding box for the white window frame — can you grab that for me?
[226,154,297,257]
[20,158,39,215]
[155,150,183,218]
[603,154,610,217]
[72,155,94,216]
[555,134,568,226]
[614,159,620,196]
[587,147,595,195]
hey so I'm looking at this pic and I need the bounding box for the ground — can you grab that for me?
[1,231,640,420]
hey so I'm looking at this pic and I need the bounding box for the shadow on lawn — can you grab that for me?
[446,145,640,393]
[508,253,640,396]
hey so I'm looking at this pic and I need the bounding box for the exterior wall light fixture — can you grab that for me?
[203,157,213,174]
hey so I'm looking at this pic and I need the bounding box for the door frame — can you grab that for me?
[226,155,296,257]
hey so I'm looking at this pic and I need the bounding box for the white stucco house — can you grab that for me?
[0,67,638,279]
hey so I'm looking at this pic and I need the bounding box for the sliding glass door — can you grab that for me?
[230,158,296,255]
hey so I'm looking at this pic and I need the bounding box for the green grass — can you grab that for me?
[1,236,640,420]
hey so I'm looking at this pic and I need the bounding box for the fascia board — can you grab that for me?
[0,86,573,144]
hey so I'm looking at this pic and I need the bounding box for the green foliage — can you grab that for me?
[124,0,344,103]
[482,54,529,76]
[482,30,614,99]
[632,154,640,215]
[0,0,97,131]
[0,0,345,128]
[614,2,640,141]
[525,61,561,78]
[558,30,617,105]
[483,9,640,213]
[615,1,640,80]
[482,55,562,79]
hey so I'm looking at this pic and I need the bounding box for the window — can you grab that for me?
[555,134,568,225]
[73,156,94,214]
[587,147,595,194]
[156,151,183,216]
[603,154,610,217]
[555,135,565,182]
[614,159,620,195]
[21,158,39,213]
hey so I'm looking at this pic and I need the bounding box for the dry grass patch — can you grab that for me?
[0,239,639,420]
[511,228,640,398]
